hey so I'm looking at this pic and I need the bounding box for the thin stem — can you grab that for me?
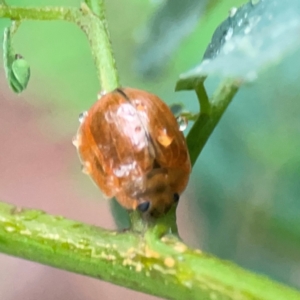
[129,210,148,232]
[129,204,178,236]
[1,200,299,300]
[187,79,239,166]
[10,20,21,34]
[0,5,79,21]
[195,81,211,115]
[84,0,93,8]
[79,3,119,91]
[84,0,107,24]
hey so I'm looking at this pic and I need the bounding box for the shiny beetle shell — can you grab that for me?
[75,88,191,217]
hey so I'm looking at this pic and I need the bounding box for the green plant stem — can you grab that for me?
[195,81,211,115]
[187,79,239,166]
[0,5,78,21]
[84,0,107,23]
[79,2,119,91]
[0,4,119,91]
[0,200,299,300]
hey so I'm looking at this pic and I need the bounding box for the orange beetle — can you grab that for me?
[74,88,191,217]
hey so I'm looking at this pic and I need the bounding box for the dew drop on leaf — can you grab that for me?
[229,7,237,18]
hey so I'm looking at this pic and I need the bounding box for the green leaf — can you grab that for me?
[175,73,206,91]
[3,24,31,94]
[176,0,300,90]
[10,54,31,93]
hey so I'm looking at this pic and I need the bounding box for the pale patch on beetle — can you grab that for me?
[156,128,174,147]
[72,134,81,148]
[81,161,92,175]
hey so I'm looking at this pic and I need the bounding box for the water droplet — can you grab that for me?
[224,27,233,41]
[72,136,78,147]
[223,41,235,54]
[177,116,188,131]
[229,7,237,18]
[237,19,243,27]
[72,135,81,148]
[79,111,88,123]
[244,26,251,34]
[98,90,107,98]
[81,162,91,174]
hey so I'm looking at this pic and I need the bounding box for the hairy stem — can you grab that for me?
[0,200,299,300]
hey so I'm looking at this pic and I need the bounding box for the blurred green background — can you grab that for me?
[1,0,300,298]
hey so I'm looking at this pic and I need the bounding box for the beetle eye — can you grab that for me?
[137,201,150,212]
[173,193,180,203]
